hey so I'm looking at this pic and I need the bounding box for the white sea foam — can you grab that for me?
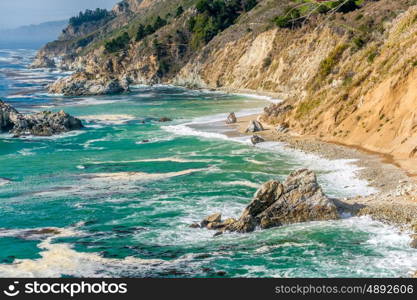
[0,178,11,187]
[220,180,260,189]
[0,228,167,278]
[80,114,136,125]
[83,137,108,150]
[17,149,35,156]
[328,216,417,277]
[4,94,34,99]
[71,97,122,106]
[88,168,206,182]
[89,157,208,164]
[244,158,267,165]
[233,93,282,104]
[163,110,377,197]
[12,130,85,141]
[162,108,263,142]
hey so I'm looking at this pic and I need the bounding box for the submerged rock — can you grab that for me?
[158,117,172,122]
[245,120,264,133]
[0,100,83,137]
[226,112,237,124]
[25,228,61,236]
[251,135,265,145]
[201,213,222,228]
[198,169,339,234]
[49,72,129,96]
[198,213,237,232]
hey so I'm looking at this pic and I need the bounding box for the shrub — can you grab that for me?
[367,51,378,63]
[190,0,257,49]
[144,24,155,35]
[176,6,184,17]
[330,0,360,14]
[317,4,330,14]
[153,16,167,31]
[105,32,130,53]
[263,56,272,68]
[318,44,348,78]
[136,24,146,41]
[244,0,258,12]
[69,8,112,27]
[274,7,302,28]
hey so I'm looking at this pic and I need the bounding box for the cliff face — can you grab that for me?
[34,0,417,173]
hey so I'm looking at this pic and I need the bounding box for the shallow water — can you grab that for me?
[0,49,416,278]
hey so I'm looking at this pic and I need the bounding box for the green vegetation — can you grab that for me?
[104,32,130,53]
[135,16,168,42]
[176,6,185,17]
[188,0,258,49]
[69,8,112,27]
[319,43,348,78]
[136,24,146,41]
[274,7,302,28]
[274,0,361,29]
[263,56,272,69]
[296,98,322,119]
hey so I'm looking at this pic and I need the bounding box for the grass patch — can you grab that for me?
[296,98,322,119]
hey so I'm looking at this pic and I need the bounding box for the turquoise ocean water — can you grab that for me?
[0,49,416,278]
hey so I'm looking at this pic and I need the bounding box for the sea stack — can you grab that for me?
[226,112,237,124]
[199,169,340,233]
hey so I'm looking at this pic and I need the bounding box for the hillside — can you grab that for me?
[32,0,417,174]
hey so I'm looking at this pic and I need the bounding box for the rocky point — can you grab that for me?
[0,100,83,137]
[199,169,340,234]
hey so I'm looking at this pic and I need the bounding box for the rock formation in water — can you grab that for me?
[0,101,20,131]
[245,120,264,133]
[226,112,237,124]
[49,73,129,96]
[0,100,83,137]
[251,135,265,145]
[200,169,340,234]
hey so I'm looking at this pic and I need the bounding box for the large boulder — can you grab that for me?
[245,120,264,133]
[0,100,83,137]
[199,169,339,234]
[251,135,265,145]
[0,101,20,132]
[11,110,83,137]
[226,112,237,124]
[49,72,129,96]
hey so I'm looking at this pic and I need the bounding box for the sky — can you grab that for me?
[0,0,119,29]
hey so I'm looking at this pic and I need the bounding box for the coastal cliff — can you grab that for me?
[33,0,417,174]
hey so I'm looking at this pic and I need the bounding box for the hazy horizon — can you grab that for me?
[0,0,119,30]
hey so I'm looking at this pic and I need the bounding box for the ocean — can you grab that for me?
[0,48,416,278]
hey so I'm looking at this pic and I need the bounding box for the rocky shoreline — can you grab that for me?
[223,112,417,234]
